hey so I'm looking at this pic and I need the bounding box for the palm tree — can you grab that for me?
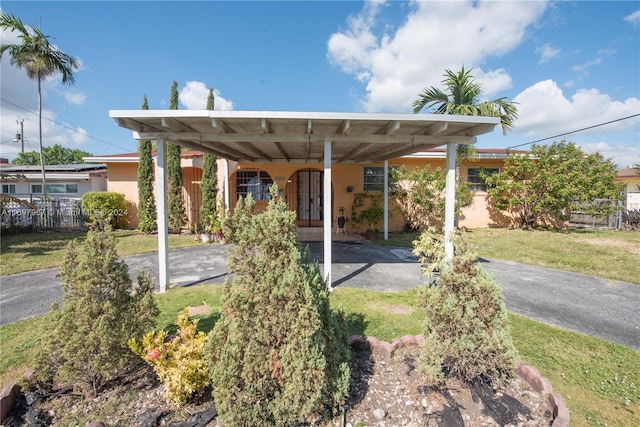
[413,66,518,228]
[1,12,79,201]
[413,66,518,135]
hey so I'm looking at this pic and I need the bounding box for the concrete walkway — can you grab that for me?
[1,242,638,350]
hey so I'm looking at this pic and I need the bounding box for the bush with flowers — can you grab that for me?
[128,308,211,405]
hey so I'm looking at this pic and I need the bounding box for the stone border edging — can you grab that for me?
[349,334,570,427]
[0,381,21,422]
[0,336,569,426]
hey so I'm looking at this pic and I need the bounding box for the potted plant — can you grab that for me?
[351,193,384,240]
[203,214,225,244]
[200,225,212,243]
[192,223,202,242]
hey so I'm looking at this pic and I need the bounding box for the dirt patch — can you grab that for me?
[186,304,212,317]
[579,237,640,256]
[371,303,415,315]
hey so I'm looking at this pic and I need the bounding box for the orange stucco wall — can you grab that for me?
[104,154,514,232]
[104,161,209,229]
[104,162,140,228]
[227,157,513,232]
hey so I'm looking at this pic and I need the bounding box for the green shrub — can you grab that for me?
[415,229,517,386]
[34,226,158,396]
[208,185,350,426]
[220,193,255,243]
[129,308,210,405]
[82,191,128,229]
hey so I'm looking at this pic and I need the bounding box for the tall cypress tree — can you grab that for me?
[200,88,218,224]
[167,80,186,231]
[137,95,157,233]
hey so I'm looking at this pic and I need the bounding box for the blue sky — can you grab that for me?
[1,1,638,168]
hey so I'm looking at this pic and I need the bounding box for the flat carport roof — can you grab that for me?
[109,110,500,291]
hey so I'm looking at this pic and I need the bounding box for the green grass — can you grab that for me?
[0,230,201,276]
[377,228,640,285]
[1,285,638,426]
[2,227,639,425]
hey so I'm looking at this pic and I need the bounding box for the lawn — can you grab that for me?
[379,228,640,285]
[1,285,638,426]
[0,230,201,276]
[1,227,639,426]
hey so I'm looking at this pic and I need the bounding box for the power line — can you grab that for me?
[1,97,133,153]
[506,114,640,149]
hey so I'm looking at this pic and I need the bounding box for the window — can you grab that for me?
[30,183,79,194]
[2,184,16,194]
[236,170,273,201]
[65,184,79,193]
[363,166,397,192]
[467,167,499,192]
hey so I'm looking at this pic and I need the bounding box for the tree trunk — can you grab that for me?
[38,76,48,201]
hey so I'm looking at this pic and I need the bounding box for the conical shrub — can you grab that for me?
[208,186,350,426]
[416,229,517,386]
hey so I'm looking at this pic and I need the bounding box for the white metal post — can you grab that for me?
[444,142,457,264]
[224,159,230,212]
[324,139,332,289]
[155,139,170,292]
[384,160,389,240]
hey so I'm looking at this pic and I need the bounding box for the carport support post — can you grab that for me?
[324,138,332,289]
[224,159,230,212]
[384,160,389,240]
[444,142,456,264]
[156,138,170,293]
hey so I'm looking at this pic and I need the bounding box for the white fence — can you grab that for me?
[1,197,85,232]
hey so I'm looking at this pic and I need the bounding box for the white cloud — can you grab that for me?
[536,43,561,63]
[71,127,89,145]
[572,57,602,72]
[64,92,86,105]
[623,10,640,25]
[597,48,617,57]
[179,81,234,111]
[327,0,547,112]
[0,26,87,157]
[513,79,640,138]
[578,141,640,169]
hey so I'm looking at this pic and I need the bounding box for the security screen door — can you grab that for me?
[297,169,323,227]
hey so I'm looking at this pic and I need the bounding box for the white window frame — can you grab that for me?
[467,167,500,192]
[363,166,398,192]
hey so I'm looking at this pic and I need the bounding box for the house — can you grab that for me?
[84,150,225,228]
[617,168,640,210]
[0,163,107,231]
[0,163,107,202]
[85,147,518,232]
[99,110,504,290]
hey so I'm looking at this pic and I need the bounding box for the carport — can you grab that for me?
[109,110,499,291]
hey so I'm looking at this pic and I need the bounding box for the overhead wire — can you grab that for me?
[1,97,133,153]
[506,113,640,149]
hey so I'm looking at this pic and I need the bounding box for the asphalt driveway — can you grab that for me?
[1,242,638,350]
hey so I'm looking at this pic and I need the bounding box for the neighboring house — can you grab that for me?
[0,163,107,202]
[617,168,640,210]
[85,151,225,228]
[85,148,519,230]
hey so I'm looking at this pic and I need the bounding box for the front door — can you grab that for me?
[297,169,323,227]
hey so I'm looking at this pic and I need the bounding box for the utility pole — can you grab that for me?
[14,119,24,153]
